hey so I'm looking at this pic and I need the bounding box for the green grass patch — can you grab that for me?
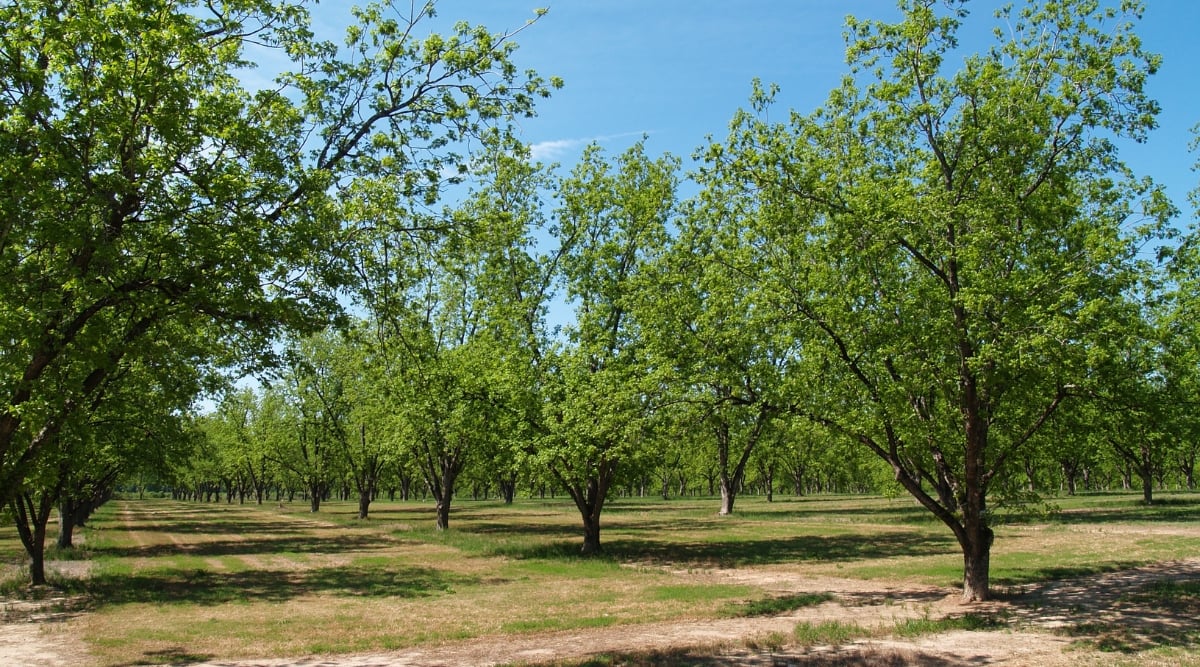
[724,592,833,617]
[501,615,619,633]
[506,557,624,579]
[792,619,872,646]
[892,612,1006,637]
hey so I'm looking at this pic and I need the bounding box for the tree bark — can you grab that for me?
[960,523,994,603]
[434,461,461,531]
[12,491,57,586]
[561,460,615,555]
[498,476,517,504]
[308,480,323,512]
[357,490,372,520]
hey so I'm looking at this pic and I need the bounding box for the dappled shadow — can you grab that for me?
[1004,559,1200,653]
[992,561,1147,588]
[77,563,474,610]
[519,645,988,666]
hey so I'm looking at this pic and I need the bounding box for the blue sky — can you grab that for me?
[337,0,1199,219]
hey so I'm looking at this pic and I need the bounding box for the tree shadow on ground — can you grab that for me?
[476,531,957,567]
[1004,560,1200,654]
[94,531,402,559]
[119,518,319,535]
[992,561,1147,588]
[121,648,216,667]
[602,532,956,567]
[74,563,475,610]
[1054,497,1200,524]
[555,646,980,666]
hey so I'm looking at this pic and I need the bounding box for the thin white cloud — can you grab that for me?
[528,131,652,161]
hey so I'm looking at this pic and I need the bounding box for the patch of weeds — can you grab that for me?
[44,544,96,561]
[0,573,28,598]
[792,619,872,646]
[723,592,833,617]
[892,612,1005,638]
[744,630,788,653]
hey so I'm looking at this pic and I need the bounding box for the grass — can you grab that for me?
[0,491,1198,665]
[892,612,1006,637]
[792,619,873,646]
[723,592,833,617]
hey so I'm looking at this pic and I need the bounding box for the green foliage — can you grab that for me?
[533,140,681,552]
[0,0,558,566]
[699,0,1170,600]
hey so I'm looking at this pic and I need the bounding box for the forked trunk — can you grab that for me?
[561,460,615,555]
[12,492,56,587]
[498,476,517,504]
[434,462,461,531]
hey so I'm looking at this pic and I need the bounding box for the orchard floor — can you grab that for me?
[3,495,1200,666]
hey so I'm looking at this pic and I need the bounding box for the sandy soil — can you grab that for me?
[7,557,1197,667]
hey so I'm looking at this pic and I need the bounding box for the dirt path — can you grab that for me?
[5,541,1198,666]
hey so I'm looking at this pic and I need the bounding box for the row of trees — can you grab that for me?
[0,0,560,586]
[178,0,1200,604]
[4,0,1199,604]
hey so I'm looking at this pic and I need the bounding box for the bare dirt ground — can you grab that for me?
[5,557,1198,667]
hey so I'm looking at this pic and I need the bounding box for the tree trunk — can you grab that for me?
[57,498,79,549]
[1140,467,1154,504]
[357,490,372,520]
[308,480,323,512]
[434,462,461,531]
[718,479,737,515]
[562,460,615,556]
[960,524,994,603]
[1061,460,1079,495]
[581,514,601,555]
[12,491,57,587]
[498,477,517,504]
